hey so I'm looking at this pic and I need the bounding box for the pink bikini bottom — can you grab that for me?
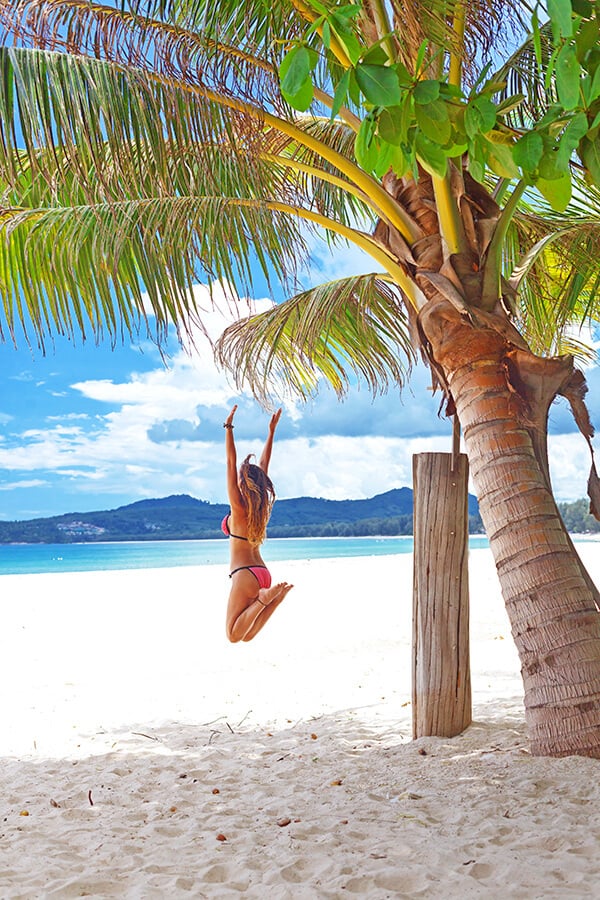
[229,565,272,590]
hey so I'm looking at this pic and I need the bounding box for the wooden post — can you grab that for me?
[412,451,472,738]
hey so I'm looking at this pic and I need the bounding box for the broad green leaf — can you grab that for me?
[555,44,581,110]
[331,69,351,121]
[589,109,600,136]
[331,4,362,24]
[390,144,411,178]
[473,95,497,132]
[580,136,600,184]
[394,61,412,86]
[441,140,469,157]
[548,0,573,39]
[535,173,572,210]
[538,149,566,179]
[415,40,429,74]
[354,116,379,172]
[571,0,593,16]
[302,0,329,15]
[468,155,485,183]
[355,63,402,106]
[465,104,484,139]
[482,137,520,178]
[575,18,599,60]
[415,132,447,176]
[361,44,389,66]
[439,83,463,100]
[282,77,314,112]
[415,100,451,144]
[496,94,526,116]
[513,131,544,172]
[557,111,588,166]
[472,61,493,92]
[413,80,440,105]
[590,65,600,102]
[466,100,501,141]
[280,47,316,96]
[330,16,362,65]
[373,139,395,177]
[304,14,326,40]
[467,137,486,183]
[377,106,405,145]
[348,69,361,106]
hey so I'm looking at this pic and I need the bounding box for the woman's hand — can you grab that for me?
[224,404,238,428]
[269,408,282,434]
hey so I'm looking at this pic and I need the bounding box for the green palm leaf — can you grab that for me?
[503,179,600,359]
[216,273,416,400]
[0,194,313,346]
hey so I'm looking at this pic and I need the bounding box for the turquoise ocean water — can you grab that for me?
[0,535,493,576]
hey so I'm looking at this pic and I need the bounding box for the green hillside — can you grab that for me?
[0,488,484,543]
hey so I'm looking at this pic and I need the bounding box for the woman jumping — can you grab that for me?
[222,404,293,642]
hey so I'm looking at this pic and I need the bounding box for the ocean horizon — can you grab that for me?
[0,535,495,577]
[2,534,597,577]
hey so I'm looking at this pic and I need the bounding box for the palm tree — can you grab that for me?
[2,0,600,756]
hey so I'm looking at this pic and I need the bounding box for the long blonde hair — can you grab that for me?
[238,454,275,546]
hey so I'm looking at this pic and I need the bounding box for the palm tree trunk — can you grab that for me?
[420,298,600,758]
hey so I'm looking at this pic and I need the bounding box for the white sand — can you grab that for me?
[0,545,599,898]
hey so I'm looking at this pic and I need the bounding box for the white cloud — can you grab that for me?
[0,479,47,491]
[1,271,599,515]
[46,413,90,422]
[548,433,598,502]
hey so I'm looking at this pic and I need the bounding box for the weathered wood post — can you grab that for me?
[412,446,472,738]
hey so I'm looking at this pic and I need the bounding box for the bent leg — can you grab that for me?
[242,582,294,642]
[226,571,293,642]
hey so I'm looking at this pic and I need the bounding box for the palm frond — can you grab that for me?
[126,0,304,53]
[1,0,289,110]
[492,19,556,128]
[215,274,416,401]
[504,181,600,359]
[0,43,376,221]
[0,194,313,348]
[389,0,527,81]
[265,119,375,234]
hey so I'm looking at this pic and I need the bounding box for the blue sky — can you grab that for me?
[1,237,600,522]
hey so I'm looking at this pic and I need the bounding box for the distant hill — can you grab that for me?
[0,488,483,544]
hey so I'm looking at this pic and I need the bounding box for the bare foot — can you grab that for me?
[258,582,294,606]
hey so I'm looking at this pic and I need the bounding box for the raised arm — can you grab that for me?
[258,408,282,475]
[224,404,244,508]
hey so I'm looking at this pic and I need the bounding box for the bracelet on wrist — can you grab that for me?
[223,423,234,429]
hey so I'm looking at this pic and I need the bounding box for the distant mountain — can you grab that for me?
[0,488,483,544]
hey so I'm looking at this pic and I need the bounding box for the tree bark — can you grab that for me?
[419,298,600,758]
[412,451,472,738]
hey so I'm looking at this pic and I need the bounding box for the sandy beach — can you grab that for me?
[1,545,599,898]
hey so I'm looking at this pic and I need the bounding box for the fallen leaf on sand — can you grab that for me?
[216,833,227,842]
[212,788,220,795]
[277,817,291,827]
[330,779,343,786]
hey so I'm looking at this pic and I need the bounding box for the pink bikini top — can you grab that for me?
[221,514,248,541]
